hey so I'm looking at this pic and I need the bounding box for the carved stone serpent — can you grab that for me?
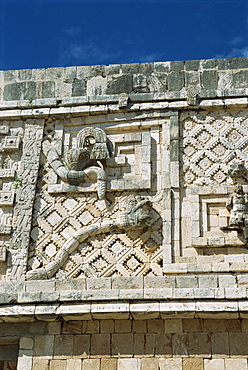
[26,197,153,280]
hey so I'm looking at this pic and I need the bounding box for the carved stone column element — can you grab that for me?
[7,120,44,280]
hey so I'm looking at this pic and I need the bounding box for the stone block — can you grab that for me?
[218,275,236,288]
[154,62,170,72]
[172,333,188,357]
[182,358,203,370]
[134,333,154,356]
[237,275,248,285]
[189,333,211,357]
[50,360,66,370]
[159,358,182,370]
[204,359,225,370]
[32,358,49,370]
[211,333,229,357]
[54,335,73,359]
[19,337,33,350]
[55,279,86,291]
[168,72,184,91]
[225,359,248,370]
[106,75,133,94]
[91,303,129,320]
[82,320,99,334]
[112,333,133,356]
[60,291,82,301]
[112,277,143,290]
[185,60,200,71]
[0,293,17,304]
[164,319,182,333]
[176,275,198,288]
[203,319,225,333]
[47,322,61,335]
[144,276,176,289]
[186,71,200,88]
[66,359,82,370]
[115,320,131,333]
[201,70,218,90]
[42,81,55,98]
[171,61,184,71]
[202,59,217,69]
[198,275,218,288]
[194,288,215,299]
[147,319,164,333]
[86,278,111,290]
[233,70,248,88]
[229,57,248,69]
[141,358,159,370]
[26,280,55,292]
[91,333,110,357]
[4,281,25,293]
[17,350,33,370]
[218,71,233,89]
[18,292,41,303]
[230,333,248,356]
[100,320,114,334]
[242,319,248,332]
[155,333,172,356]
[72,80,87,97]
[183,319,203,332]
[118,358,140,370]
[82,359,100,370]
[41,292,60,302]
[132,320,147,333]
[101,359,117,370]
[3,83,22,100]
[62,321,82,334]
[73,334,90,358]
[130,303,159,320]
[33,335,54,359]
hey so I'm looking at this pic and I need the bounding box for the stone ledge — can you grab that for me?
[1,287,248,305]
[0,300,246,322]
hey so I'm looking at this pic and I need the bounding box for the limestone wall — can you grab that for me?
[1,57,248,369]
[2,318,248,369]
[1,57,248,102]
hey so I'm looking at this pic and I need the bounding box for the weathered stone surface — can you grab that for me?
[73,334,90,358]
[182,358,203,370]
[82,359,100,370]
[54,335,73,359]
[33,335,54,359]
[112,333,133,356]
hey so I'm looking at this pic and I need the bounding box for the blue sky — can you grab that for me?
[0,0,248,70]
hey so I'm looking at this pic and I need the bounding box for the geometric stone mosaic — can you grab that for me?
[181,109,248,185]
[29,190,163,278]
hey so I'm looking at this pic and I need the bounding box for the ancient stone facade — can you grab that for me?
[1,57,248,369]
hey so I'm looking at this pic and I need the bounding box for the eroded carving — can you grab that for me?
[43,127,109,199]
[228,161,247,182]
[226,184,248,241]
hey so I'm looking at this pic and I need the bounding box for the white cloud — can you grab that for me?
[230,36,244,46]
[58,40,121,66]
[216,46,248,59]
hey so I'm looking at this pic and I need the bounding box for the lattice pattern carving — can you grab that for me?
[27,121,163,278]
[181,109,248,185]
[29,190,163,278]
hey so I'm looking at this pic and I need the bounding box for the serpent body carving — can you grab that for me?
[26,196,153,280]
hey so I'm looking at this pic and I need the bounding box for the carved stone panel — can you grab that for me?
[25,114,177,279]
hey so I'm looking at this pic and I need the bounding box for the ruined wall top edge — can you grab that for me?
[1,57,248,102]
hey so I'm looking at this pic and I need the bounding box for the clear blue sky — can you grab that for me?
[0,0,248,70]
